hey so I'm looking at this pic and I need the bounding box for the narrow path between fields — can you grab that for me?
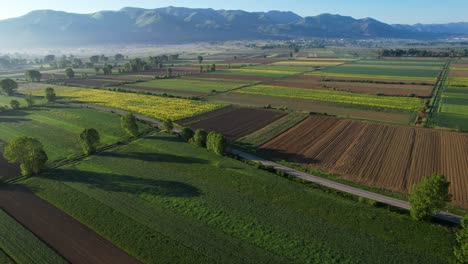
[58,101,463,225]
[0,185,141,264]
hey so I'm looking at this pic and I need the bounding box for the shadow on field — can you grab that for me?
[99,151,209,164]
[258,148,319,165]
[144,135,184,143]
[43,169,201,197]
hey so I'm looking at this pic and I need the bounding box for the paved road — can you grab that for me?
[66,101,463,225]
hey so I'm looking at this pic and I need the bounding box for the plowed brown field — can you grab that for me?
[178,106,287,140]
[261,115,468,207]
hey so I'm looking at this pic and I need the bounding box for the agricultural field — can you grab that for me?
[269,60,346,67]
[178,106,287,140]
[26,86,223,121]
[209,92,414,125]
[15,133,457,263]
[236,84,424,111]
[261,115,468,208]
[131,77,252,95]
[321,59,444,78]
[0,104,147,171]
[236,112,309,148]
[429,61,468,131]
[265,74,433,97]
[0,209,66,264]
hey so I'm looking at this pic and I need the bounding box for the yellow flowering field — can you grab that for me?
[36,87,223,120]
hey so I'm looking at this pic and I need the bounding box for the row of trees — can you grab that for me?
[178,126,226,155]
[379,48,468,57]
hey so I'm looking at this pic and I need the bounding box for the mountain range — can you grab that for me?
[0,6,467,48]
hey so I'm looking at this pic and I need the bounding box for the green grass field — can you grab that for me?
[137,78,251,93]
[0,95,39,109]
[19,133,457,264]
[0,104,148,162]
[0,209,66,264]
[236,85,424,111]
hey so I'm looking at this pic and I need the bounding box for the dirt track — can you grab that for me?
[0,186,140,264]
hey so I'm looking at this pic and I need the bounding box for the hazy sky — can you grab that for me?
[0,0,466,24]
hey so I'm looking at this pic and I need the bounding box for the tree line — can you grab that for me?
[379,48,468,57]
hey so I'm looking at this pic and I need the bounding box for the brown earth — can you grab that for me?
[261,115,468,207]
[450,71,468,78]
[178,106,287,140]
[0,186,141,264]
[0,157,20,179]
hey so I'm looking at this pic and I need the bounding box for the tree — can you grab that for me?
[409,174,452,221]
[121,113,139,137]
[44,55,55,63]
[3,136,48,176]
[0,78,18,95]
[94,67,101,74]
[206,132,226,155]
[211,64,216,72]
[197,55,204,64]
[455,215,468,264]
[79,128,100,155]
[24,93,35,107]
[25,70,42,82]
[163,119,173,132]
[10,100,20,109]
[180,127,194,142]
[90,55,100,64]
[166,67,172,78]
[65,68,75,79]
[45,87,57,103]
[191,129,207,147]
[114,54,124,61]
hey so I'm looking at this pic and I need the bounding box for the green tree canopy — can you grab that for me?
[45,87,57,103]
[3,136,48,176]
[10,100,20,109]
[191,129,207,148]
[79,128,100,155]
[163,119,174,132]
[455,215,468,264]
[65,68,75,79]
[206,132,226,155]
[197,55,204,64]
[0,78,18,96]
[24,93,35,107]
[121,113,139,137]
[180,127,194,142]
[25,70,42,82]
[409,174,452,221]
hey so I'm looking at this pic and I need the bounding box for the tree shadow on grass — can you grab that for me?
[257,147,320,165]
[43,169,201,198]
[98,151,209,164]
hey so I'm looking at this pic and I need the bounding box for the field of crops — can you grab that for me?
[29,86,223,120]
[18,133,457,263]
[270,60,346,67]
[237,85,424,111]
[261,115,468,207]
[0,104,144,165]
[178,106,287,140]
[430,62,468,131]
[237,112,309,148]
[209,92,414,125]
[135,77,251,94]
[0,209,66,264]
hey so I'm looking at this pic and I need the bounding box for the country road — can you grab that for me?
[64,101,463,225]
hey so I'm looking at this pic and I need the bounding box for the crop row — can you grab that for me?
[237,85,424,111]
[0,209,66,264]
